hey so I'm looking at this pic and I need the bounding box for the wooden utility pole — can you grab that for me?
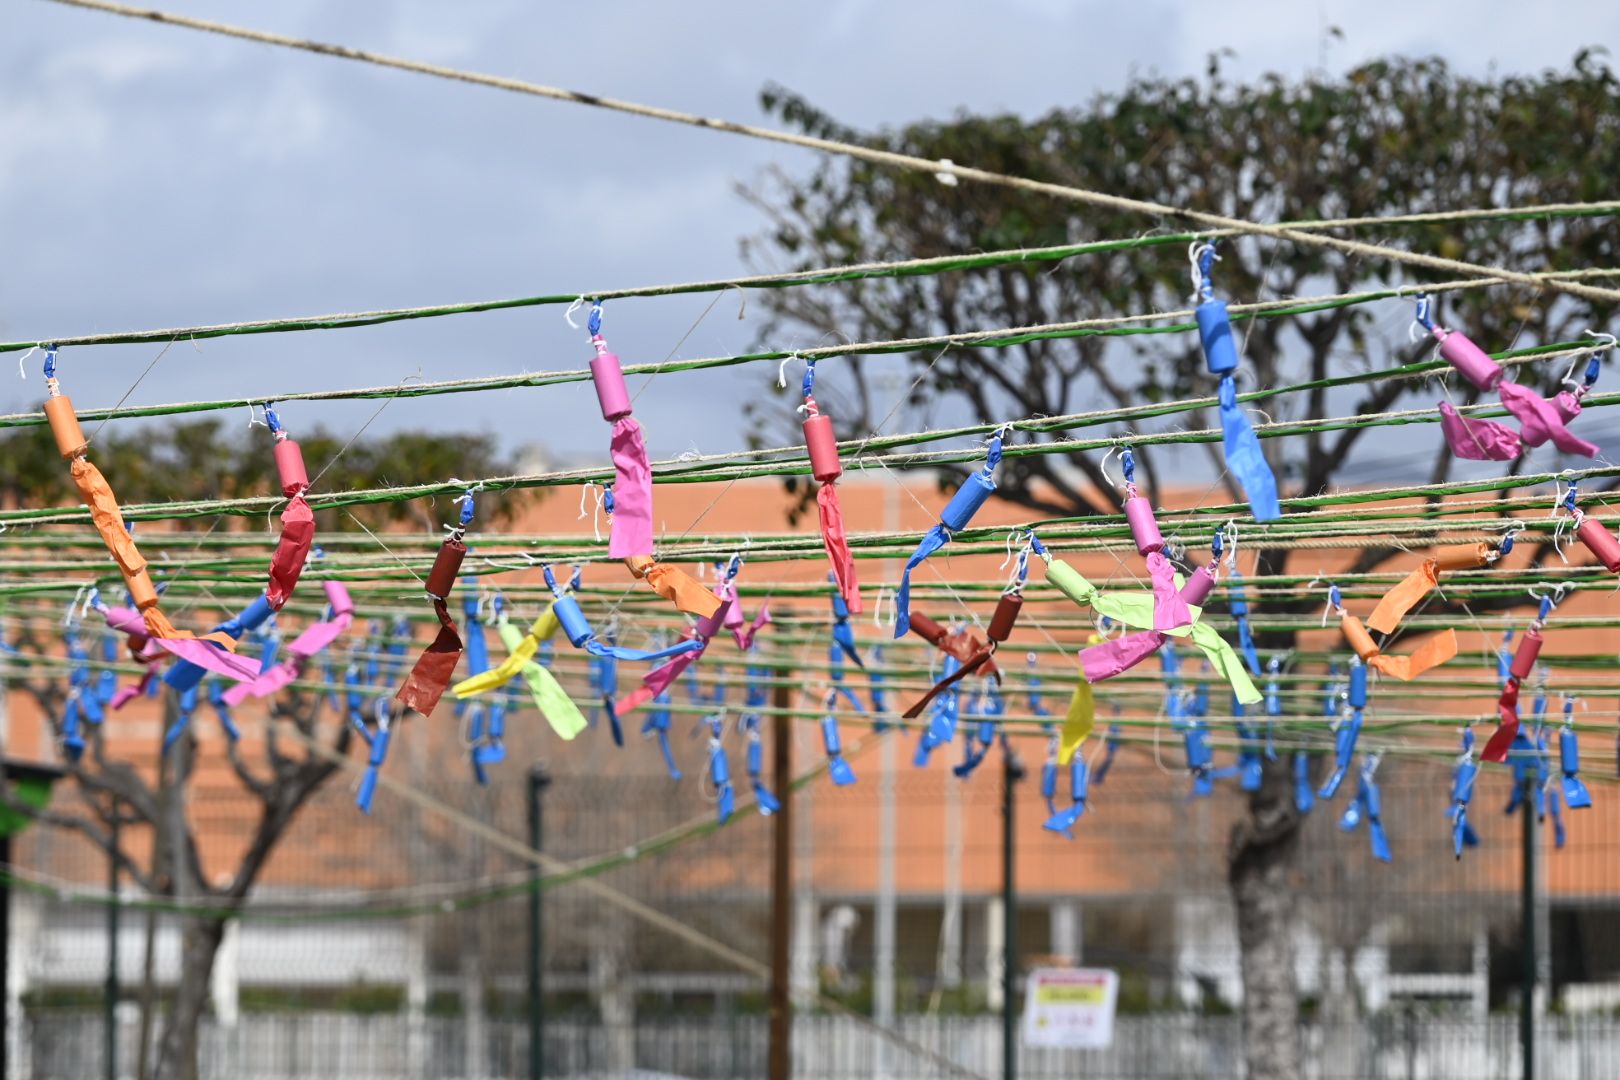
[767,679,794,1080]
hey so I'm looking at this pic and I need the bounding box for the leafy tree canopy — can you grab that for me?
[743,51,1620,519]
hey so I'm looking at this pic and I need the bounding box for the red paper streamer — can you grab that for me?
[394,598,464,716]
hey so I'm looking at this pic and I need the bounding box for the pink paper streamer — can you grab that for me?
[99,605,162,709]
[731,605,771,651]
[223,582,355,705]
[110,670,157,710]
[1147,552,1191,632]
[616,646,703,714]
[1498,381,1600,457]
[1080,629,1167,682]
[154,638,264,681]
[1438,402,1521,460]
[616,588,734,714]
[718,581,770,650]
[608,418,655,559]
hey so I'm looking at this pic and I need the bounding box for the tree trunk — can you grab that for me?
[459,924,487,1080]
[1228,757,1304,1080]
[590,921,635,1075]
[134,906,158,1080]
[1322,942,1364,1076]
[151,916,226,1080]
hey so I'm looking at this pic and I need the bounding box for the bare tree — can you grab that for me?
[1,627,350,1080]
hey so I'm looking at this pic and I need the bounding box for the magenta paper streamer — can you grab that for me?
[617,592,734,713]
[1439,402,1521,460]
[1423,304,1601,462]
[616,634,708,712]
[110,672,156,710]
[1080,630,1166,682]
[616,571,754,713]
[222,582,355,705]
[624,645,703,708]
[608,418,655,559]
[99,604,164,709]
[1147,552,1191,632]
[1498,381,1601,456]
[719,578,770,650]
[154,637,264,681]
[103,606,148,637]
[731,606,771,651]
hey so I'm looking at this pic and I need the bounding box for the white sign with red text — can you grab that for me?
[1021,967,1118,1049]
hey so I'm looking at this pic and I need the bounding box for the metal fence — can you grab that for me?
[9,726,1620,1079]
[19,1012,1620,1079]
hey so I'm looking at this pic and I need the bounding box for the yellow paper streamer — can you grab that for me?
[452,606,562,699]
[1058,680,1095,765]
[496,619,588,740]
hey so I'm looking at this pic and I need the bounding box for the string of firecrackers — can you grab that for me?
[18,649,1620,764]
[17,626,1620,719]
[0,500,1607,579]
[36,352,335,752]
[7,389,1620,532]
[14,287,1620,863]
[15,598,1620,851]
[37,349,236,651]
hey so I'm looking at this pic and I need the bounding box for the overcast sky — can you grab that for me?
[3,0,1617,473]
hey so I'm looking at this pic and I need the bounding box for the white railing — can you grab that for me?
[20,1010,1620,1079]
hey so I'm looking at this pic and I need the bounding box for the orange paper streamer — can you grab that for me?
[55,397,232,649]
[1342,613,1457,681]
[69,457,154,587]
[1366,543,1491,634]
[624,556,723,619]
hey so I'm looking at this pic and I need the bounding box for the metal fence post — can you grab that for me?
[768,677,793,1080]
[1520,772,1536,1080]
[1002,739,1024,1080]
[528,765,550,1080]
[106,803,119,1080]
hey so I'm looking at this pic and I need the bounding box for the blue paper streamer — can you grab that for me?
[207,681,241,742]
[706,713,734,824]
[1094,723,1122,784]
[642,689,681,780]
[1044,753,1090,835]
[1218,376,1281,521]
[1195,244,1280,521]
[1450,733,1480,859]
[894,431,1003,637]
[1294,753,1315,814]
[1320,660,1366,799]
[822,714,856,786]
